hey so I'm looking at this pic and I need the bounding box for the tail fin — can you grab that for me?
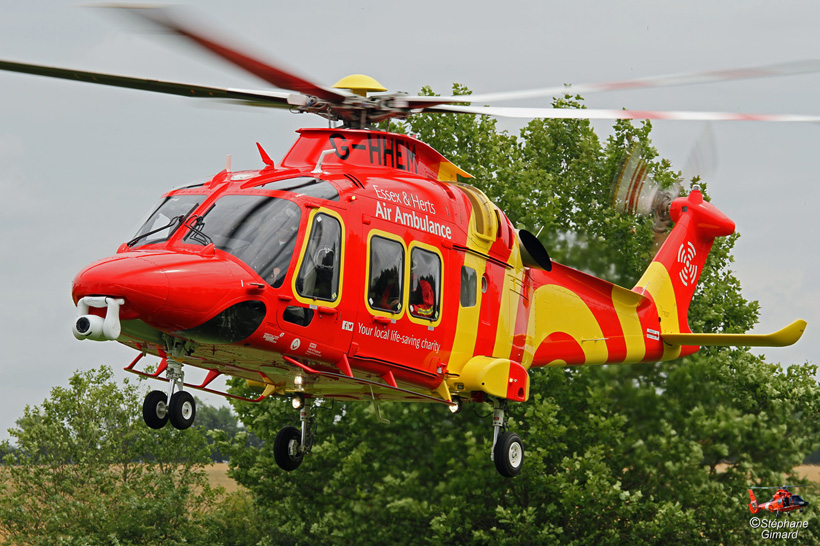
[633,188,734,339]
[634,188,806,354]
[748,489,760,513]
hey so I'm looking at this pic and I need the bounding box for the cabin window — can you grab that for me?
[368,236,404,313]
[460,266,477,308]
[409,248,441,320]
[295,213,342,301]
[181,195,301,287]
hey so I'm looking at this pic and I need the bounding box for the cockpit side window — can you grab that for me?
[368,236,404,313]
[182,195,301,286]
[295,213,342,301]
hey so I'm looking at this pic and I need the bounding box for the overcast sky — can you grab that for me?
[1,0,819,439]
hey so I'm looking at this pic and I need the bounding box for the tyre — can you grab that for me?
[143,390,169,429]
[274,426,304,471]
[169,391,196,430]
[493,431,524,477]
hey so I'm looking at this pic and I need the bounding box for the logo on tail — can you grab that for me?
[677,241,698,287]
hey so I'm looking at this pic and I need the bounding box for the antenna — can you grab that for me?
[312,148,335,174]
[256,142,274,167]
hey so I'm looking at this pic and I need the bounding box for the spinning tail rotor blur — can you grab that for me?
[611,125,718,251]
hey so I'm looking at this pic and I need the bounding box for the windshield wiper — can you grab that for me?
[126,215,185,247]
[127,203,200,248]
[184,215,213,245]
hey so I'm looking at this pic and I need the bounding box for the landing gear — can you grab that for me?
[143,390,169,429]
[273,426,304,471]
[494,431,524,477]
[169,390,196,429]
[141,360,196,430]
[490,398,524,477]
[274,402,316,471]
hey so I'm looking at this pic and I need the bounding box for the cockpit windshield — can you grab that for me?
[184,195,302,287]
[130,194,203,248]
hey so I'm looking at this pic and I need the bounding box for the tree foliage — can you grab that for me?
[0,367,220,546]
[4,87,818,545]
[216,86,820,545]
[194,397,262,462]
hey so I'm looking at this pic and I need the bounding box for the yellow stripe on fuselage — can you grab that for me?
[492,270,522,365]
[448,251,487,375]
[612,287,646,363]
[633,262,681,360]
[530,284,608,364]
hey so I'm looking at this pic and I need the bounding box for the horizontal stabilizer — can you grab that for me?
[662,319,806,348]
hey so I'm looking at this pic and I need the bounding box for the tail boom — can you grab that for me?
[524,188,804,368]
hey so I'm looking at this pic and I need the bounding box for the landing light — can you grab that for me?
[292,393,305,410]
[448,396,462,414]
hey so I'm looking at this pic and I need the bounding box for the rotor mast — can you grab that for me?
[288,74,408,129]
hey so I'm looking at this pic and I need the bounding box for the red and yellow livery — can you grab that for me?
[70,128,805,475]
[0,6,806,477]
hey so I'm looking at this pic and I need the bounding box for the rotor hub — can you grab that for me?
[332,74,387,97]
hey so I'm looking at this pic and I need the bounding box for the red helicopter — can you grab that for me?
[0,6,812,477]
[749,485,810,517]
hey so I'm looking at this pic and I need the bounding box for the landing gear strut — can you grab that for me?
[142,360,197,430]
[274,401,316,471]
[490,398,524,477]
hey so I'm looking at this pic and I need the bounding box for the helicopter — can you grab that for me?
[0,6,812,477]
[749,485,811,517]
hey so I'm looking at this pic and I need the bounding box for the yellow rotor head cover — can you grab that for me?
[332,74,387,97]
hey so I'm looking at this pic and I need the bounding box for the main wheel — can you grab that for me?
[169,391,196,430]
[274,426,304,471]
[143,390,169,429]
[493,431,524,477]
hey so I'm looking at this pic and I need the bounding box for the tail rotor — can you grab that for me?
[611,145,682,250]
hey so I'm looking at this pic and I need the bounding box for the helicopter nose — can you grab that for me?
[72,254,170,317]
[72,251,251,331]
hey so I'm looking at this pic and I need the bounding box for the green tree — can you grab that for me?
[194,398,262,462]
[219,88,820,544]
[0,366,219,546]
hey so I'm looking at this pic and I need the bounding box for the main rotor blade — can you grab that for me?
[0,59,292,107]
[110,5,348,103]
[429,103,820,123]
[408,59,820,105]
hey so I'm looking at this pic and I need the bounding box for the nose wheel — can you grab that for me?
[141,361,197,430]
[169,390,196,429]
[143,390,169,429]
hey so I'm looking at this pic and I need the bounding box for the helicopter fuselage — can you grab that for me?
[71,127,728,406]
